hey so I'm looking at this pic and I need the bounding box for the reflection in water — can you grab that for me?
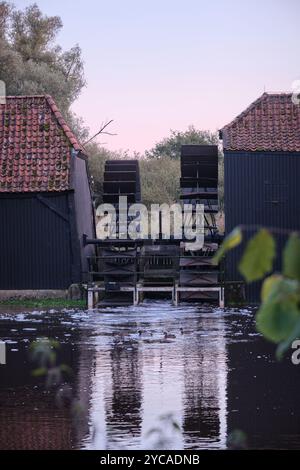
[227,312,300,449]
[0,303,299,449]
[141,321,184,450]
[106,340,142,448]
[0,313,81,449]
[73,329,95,447]
[182,312,228,449]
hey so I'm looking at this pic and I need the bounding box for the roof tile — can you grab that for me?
[0,95,86,193]
[221,93,300,152]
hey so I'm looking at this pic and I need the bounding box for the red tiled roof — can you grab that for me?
[0,95,87,192]
[220,93,300,152]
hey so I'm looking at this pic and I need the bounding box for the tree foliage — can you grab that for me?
[145,126,219,160]
[87,125,222,210]
[0,2,85,116]
[144,126,224,208]
[140,156,180,207]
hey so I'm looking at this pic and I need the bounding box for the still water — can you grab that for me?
[0,301,299,450]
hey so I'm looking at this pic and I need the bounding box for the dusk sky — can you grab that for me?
[15,0,300,153]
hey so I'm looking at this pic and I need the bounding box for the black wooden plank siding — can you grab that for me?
[0,191,81,289]
[224,151,300,303]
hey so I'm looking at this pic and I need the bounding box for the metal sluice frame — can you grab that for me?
[85,147,224,306]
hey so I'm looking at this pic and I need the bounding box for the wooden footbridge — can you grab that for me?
[85,145,224,308]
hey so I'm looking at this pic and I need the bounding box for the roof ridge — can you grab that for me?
[45,95,87,155]
[221,92,294,132]
[221,93,266,132]
[220,92,300,152]
[263,91,292,95]
[5,95,51,99]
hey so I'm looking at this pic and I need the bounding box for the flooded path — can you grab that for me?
[0,301,299,450]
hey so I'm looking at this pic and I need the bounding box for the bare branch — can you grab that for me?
[83,119,117,145]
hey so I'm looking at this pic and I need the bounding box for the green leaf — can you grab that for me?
[239,229,276,282]
[276,319,300,360]
[212,227,242,264]
[259,276,300,347]
[261,274,283,303]
[283,233,300,281]
[261,275,300,304]
[256,299,300,343]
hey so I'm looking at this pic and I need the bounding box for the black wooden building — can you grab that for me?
[0,95,95,291]
[220,92,300,302]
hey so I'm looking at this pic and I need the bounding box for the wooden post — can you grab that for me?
[135,284,140,305]
[88,289,94,309]
[134,287,138,306]
[174,284,179,306]
[219,287,225,309]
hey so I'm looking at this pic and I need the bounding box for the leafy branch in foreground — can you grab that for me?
[29,338,84,422]
[214,227,300,358]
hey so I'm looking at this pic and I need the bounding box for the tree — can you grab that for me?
[140,157,180,207]
[145,126,219,159]
[0,2,11,39]
[86,143,112,204]
[0,2,85,117]
[145,126,224,208]
[10,3,62,62]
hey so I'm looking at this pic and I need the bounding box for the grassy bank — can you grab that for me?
[0,298,86,309]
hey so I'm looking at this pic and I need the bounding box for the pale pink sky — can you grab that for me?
[16,0,300,153]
